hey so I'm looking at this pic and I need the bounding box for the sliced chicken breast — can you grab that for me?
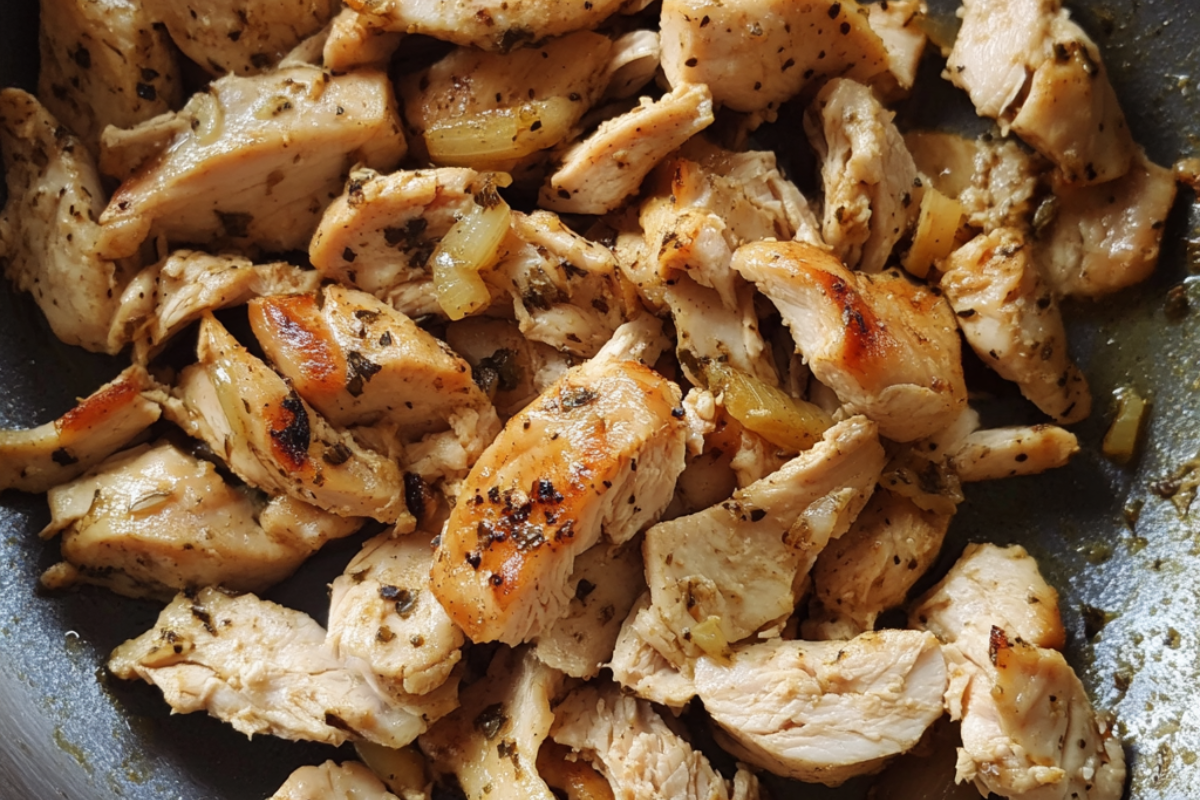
[940,227,1091,423]
[98,66,406,260]
[694,630,947,786]
[327,530,465,700]
[109,587,455,748]
[40,440,361,599]
[0,89,136,354]
[0,365,162,493]
[430,317,685,644]
[948,424,1079,482]
[734,241,967,442]
[269,761,401,800]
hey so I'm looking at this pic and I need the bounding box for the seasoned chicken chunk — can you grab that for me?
[38,0,181,153]
[553,682,751,800]
[1036,147,1177,298]
[110,250,321,362]
[419,647,562,800]
[694,630,946,786]
[660,0,889,115]
[142,0,339,76]
[323,9,405,72]
[98,67,406,260]
[327,531,465,700]
[803,488,951,641]
[109,587,455,748]
[867,0,928,100]
[948,424,1079,482]
[734,241,967,442]
[0,89,136,354]
[430,317,686,644]
[806,78,922,273]
[540,83,715,215]
[940,227,1091,423]
[609,594,700,710]
[270,761,401,800]
[0,365,161,493]
[605,30,662,101]
[345,0,628,50]
[168,315,411,525]
[39,440,361,600]
[946,0,1133,186]
[641,416,885,663]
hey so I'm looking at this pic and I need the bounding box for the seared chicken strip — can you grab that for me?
[345,0,628,50]
[948,424,1079,482]
[660,0,889,115]
[695,630,946,786]
[419,647,562,800]
[323,9,405,72]
[804,488,951,640]
[911,544,1125,800]
[269,761,401,800]
[734,241,967,442]
[168,315,411,525]
[142,0,339,76]
[0,89,136,354]
[553,682,755,800]
[940,227,1091,423]
[806,78,922,274]
[38,0,181,154]
[540,83,715,215]
[111,250,321,362]
[641,416,884,663]
[40,440,360,600]
[98,66,406,260]
[110,587,456,748]
[430,316,686,644]
[1036,147,1177,298]
[327,530,466,700]
[946,0,1133,186]
[0,365,161,493]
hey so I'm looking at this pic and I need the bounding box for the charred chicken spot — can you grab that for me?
[345,351,382,397]
[466,550,483,569]
[190,605,215,635]
[51,447,78,466]
[533,479,563,504]
[575,578,597,601]
[405,472,430,523]
[988,625,1011,665]
[322,442,352,465]
[561,385,598,410]
[380,585,419,618]
[269,390,311,469]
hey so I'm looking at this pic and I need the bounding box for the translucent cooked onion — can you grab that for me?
[1103,386,1148,464]
[430,195,511,321]
[689,615,731,660]
[537,741,617,800]
[703,361,833,452]
[903,186,965,279]
[354,742,429,797]
[425,97,577,168]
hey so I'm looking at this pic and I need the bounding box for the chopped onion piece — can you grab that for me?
[355,742,429,797]
[425,97,577,168]
[1103,386,1148,464]
[689,615,730,660]
[430,196,511,321]
[704,361,833,452]
[904,186,965,279]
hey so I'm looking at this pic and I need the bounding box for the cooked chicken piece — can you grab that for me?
[430,316,685,645]
[941,227,1091,423]
[694,630,947,786]
[37,0,181,154]
[605,30,661,100]
[641,416,884,664]
[109,587,455,748]
[354,743,432,800]
[270,761,401,800]
[553,682,749,800]
[540,83,715,215]
[398,32,613,171]
[142,0,339,76]
[660,0,889,115]
[419,647,562,800]
[327,530,465,700]
[866,0,928,100]
[806,78,923,274]
[668,279,778,388]
[911,545,1124,800]
[0,365,161,493]
[250,284,501,484]
[169,315,410,525]
[609,594,699,710]
[906,131,1046,233]
[664,393,740,518]
[39,440,360,599]
[948,424,1079,482]
[98,67,406,260]
[803,488,951,641]
[0,89,136,354]
[532,538,645,679]
[1036,147,1177,298]
[946,0,1133,186]
[444,318,576,418]
[110,250,321,362]
[735,241,967,442]
[345,0,627,50]
[324,9,405,72]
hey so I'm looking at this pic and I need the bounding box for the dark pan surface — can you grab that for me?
[1,1,1198,798]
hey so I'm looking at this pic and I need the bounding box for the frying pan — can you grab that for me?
[0,1,1197,798]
